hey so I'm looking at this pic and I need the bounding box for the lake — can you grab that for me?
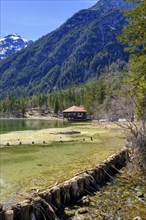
[0,118,69,134]
[0,120,124,206]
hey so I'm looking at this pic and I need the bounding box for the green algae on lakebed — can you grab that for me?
[0,123,124,204]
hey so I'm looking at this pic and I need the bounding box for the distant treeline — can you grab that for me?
[0,68,124,118]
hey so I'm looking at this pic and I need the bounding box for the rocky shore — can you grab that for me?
[0,108,61,119]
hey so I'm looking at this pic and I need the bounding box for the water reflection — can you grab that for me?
[0,119,69,133]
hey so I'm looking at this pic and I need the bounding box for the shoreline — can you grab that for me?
[0,121,123,148]
[0,107,62,120]
[0,115,63,120]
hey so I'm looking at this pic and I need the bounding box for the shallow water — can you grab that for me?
[0,123,124,205]
[0,118,69,134]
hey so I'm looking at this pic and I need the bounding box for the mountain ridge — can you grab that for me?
[0,33,33,60]
[0,0,133,98]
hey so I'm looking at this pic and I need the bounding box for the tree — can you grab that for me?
[118,0,146,157]
[119,0,146,120]
[54,97,60,114]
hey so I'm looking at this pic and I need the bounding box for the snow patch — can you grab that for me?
[22,38,28,43]
[9,35,20,41]
[0,38,6,42]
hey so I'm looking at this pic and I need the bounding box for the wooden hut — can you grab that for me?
[63,106,89,121]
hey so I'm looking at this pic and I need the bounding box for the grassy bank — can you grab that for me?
[0,122,125,204]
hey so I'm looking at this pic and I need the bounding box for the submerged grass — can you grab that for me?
[0,122,125,204]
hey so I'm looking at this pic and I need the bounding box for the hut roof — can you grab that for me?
[63,106,86,113]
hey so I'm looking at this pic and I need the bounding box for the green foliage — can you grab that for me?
[119,0,146,119]
[0,66,124,117]
[54,97,60,114]
[0,0,129,98]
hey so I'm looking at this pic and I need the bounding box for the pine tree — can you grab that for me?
[119,0,146,120]
[54,97,60,114]
[119,0,146,153]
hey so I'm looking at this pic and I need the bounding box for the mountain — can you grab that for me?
[0,33,33,60]
[0,0,133,98]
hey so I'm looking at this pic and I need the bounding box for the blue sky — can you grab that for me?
[1,0,97,40]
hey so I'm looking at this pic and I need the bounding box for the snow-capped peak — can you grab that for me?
[9,33,21,41]
[0,34,33,60]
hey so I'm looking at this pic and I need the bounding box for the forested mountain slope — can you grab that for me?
[0,0,133,98]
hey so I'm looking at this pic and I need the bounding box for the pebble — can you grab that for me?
[78,207,88,214]
[133,217,142,220]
